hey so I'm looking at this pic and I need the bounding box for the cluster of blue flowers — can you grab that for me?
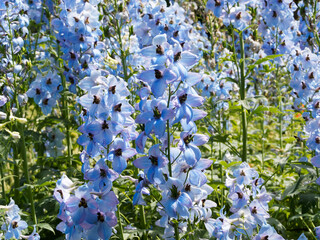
[0,0,30,109]
[124,0,219,238]
[53,0,139,239]
[0,199,40,240]
[204,162,283,239]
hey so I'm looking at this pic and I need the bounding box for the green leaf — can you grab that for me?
[37,223,55,234]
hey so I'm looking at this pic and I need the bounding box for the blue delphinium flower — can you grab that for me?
[134,144,168,184]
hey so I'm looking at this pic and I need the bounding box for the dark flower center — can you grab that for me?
[43,99,49,105]
[109,85,116,94]
[97,212,105,222]
[115,148,122,156]
[309,72,314,79]
[237,192,243,199]
[79,34,85,42]
[57,189,64,199]
[88,133,94,140]
[183,134,193,145]
[240,170,246,176]
[215,0,221,6]
[12,221,18,229]
[93,95,101,104]
[251,206,257,214]
[156,45,164,55]
[79,197,88,208]
[69,52,76,59]
[236,12,242,19]
[179,93,187,104]
[102,120,109,129]
[174,51,181,62]
[100,168,107,177]
[46,78,52,85]
[185,184,191,192]
[154,69,163,79]
[36,88,41,95]
[170,185,181,199]
[149,155,158,166]
[153,107,161,119]
[272,11,277,18]
[114,103,122,112]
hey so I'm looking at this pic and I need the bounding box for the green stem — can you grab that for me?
[239,32,247,162]
[167,85,172,177]
[19,122,37,226]
[13,149,20,204]
[139,205,147,240]
[174,222,180,240]
[261,118,265,171]
[0,162,6,202]
[167,120,172,177]
[58,45,73,166]
[279,96,283,150]
[115,18,129,82]
[117,207,124,240]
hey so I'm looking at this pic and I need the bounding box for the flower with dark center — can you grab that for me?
[173,31,179,37]
[215,0,221,6]
[153,107,161,119]
[46,78,52,85]
[88,133,94,140]
[43,99,49,105]
[79,34,85,42]
[114,103,122,112]
[236,12,242,19]
[109,85,116,94]
[156,45,164,55]
[102,120,109,129]
[178,93,188,104]
[93,95,101,104]
[183,134,194,145]
[69,52,76,59]
[115,148,122,156]
[301,82,307,89]
[36,88,41,95]
[170,185,181,199]
[57,189,64,199]
[174,51,181,62]
[78,198,88,208]
[100,169,107,177]
[261,236,269,240]
[237,192,243,199]
[12,221,18,229]
[309,72,314,79]
[97,212,105,222]
[272,11,277,18]
[306,54,310,61]
[85,17,90,25]
[251,206,258,214]
[185,184,191,192]
[316,136,320,144]
[154,69,163,79]
[149,155,158,166]
[240,170,246,176]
